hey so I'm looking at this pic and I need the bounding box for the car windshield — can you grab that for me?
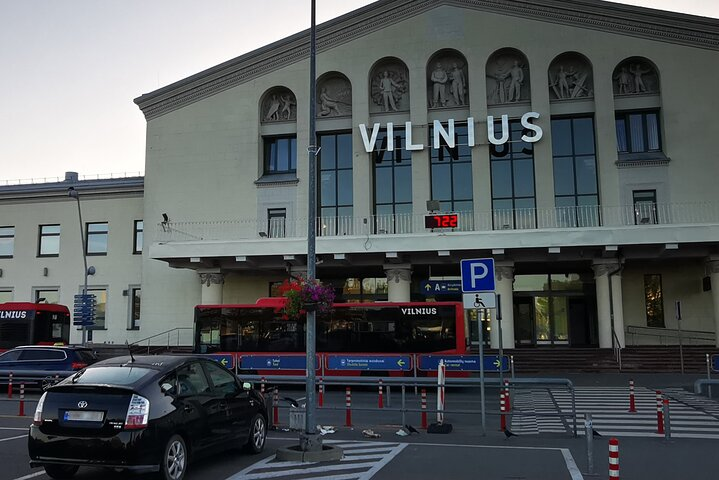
[71,366,153,385]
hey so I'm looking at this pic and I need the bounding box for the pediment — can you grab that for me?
[134,0,719,120]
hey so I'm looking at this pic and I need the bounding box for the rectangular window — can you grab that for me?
[38,224,60,257]
[0,227,14,258]
[129,287,141,329]
[0,290,13,303]
[633,190,658,224]
[644,274,665,328]
[133,220,143,254]
[430,124,473,215]
[34,289,59,304]
[373,129,412,234]
[267,209,286,238]
[86,222,108,255]
[552,117,600,227]
[615,110,661,153]
[319,132,353,235]
[490,121,536,229]
[263,136,297,174]
[87,288,107,329]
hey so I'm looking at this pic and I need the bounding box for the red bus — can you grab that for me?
[0,302,71,349]
[193,298,466,375]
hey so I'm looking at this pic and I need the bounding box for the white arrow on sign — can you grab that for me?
[463,292,497,309]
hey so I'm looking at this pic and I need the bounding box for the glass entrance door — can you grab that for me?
[534,296,569,345]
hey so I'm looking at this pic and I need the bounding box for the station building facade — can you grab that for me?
[3,0,719,350]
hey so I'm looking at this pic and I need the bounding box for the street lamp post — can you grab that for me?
[67,187,94,345]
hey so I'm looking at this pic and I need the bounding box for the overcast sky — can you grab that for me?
[1,0,717,182]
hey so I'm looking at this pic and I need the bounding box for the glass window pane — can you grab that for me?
[0,238,13,256]
[452,163,473,201]
[551,119,572,156]
[289,138,297,170]
[277,139,289,171]
[337,170,352,206]
[320,135,336,170]
[40,236,60,255]
[43,225,61,235]
[552,297,568,341]
[514,275,549,292]
[337,134,352,169]
[644,274,665,328]
[491,161,512,198]
[513,159,535,197]
[615,118,627,152]
[320,171,336,207]
[515,198,535,210]
[629,114,645,152]
[553,156,575,196]
[88,223,107,233]
[454,201,473,213]
[573,117,595,155]
[431,164,451,201]
[375,168,392,204]
[87,233,108,254]
[0,227,14,236]
[575,156,597,195]
[394,166,412,203]
[646,113,660,151]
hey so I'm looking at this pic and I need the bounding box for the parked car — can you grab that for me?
[28,355,268,480]
[0,346,98,388]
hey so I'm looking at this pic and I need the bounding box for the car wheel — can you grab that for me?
[44,464,79,479]
[160,434,187,480]
[245,414,267,454]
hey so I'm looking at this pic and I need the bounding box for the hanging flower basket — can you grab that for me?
[276,276,335,320]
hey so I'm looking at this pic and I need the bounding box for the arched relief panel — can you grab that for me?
[260,86,297,123]
[369,57,409,114]
[613,57,660,96]
[486,49,530,106]
[316,72,352,118]
[548,52,594,101]
[427,49,469,109]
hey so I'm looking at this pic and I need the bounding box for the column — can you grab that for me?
[492,263,515,349]
[384,265,412,302]
[708,260,719,347]
[593,262,622,348]
[198,271,224,305]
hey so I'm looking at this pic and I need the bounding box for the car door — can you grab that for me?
[202,360,251,441]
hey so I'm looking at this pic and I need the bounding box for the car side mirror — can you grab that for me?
[242,382,252,391]
[160,382,175,396]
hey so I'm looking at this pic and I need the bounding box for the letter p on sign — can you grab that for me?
[460,258,496,292]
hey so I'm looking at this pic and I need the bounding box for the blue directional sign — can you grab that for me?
[240,355,318,371]
[418,354,509,372]
[207,354,234,369]
[420,280,462,296]
[712,354,719,373]
[72,293,96,326]
[460,258,495,293]
[326,355,412,372]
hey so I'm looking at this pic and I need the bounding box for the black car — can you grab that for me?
[28,355,267,480]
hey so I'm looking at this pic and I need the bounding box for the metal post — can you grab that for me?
[301,0,320,453]
[663,398,671,440]
[68,187,89,345]
[584,413,594,475]
[707,354,713,398]
[510,355,515,380]
[497,294,504,391]
[571,384,577,437]
[401,385,406,427]
[478,307,486,435]
[676,301,684,374]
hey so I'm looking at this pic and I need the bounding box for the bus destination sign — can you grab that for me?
[424,213,458,229]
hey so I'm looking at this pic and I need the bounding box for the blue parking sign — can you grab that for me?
[460,258,495,292]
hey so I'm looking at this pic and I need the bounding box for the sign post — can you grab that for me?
[460,258,496,436]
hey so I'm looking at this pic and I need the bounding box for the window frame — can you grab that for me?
[429,123,473,214]
[643,274,665,328]
[372,128,413,233]
[318,131,354,235]
[133,220,143,254]
[85,222,109,256]
[615,110,662,154]
[85,287,107,330]
[267,208,287,238]
[263,136,297,175]
[37,224,61,257]
[633,189,658,225]
[34,288,60,304]
[128,285,141,330]
[0,226,15,258]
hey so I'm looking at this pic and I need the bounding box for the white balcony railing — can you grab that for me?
[155,202,719,243]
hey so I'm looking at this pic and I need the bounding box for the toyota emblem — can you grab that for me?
[77,401,88,409]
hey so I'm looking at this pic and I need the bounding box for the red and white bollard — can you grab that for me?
[420,388,428,429]
[608,437,620,479]
[656,390,664,434]
[318,377,324,407]
[437,360,446,423]
[18,383,25,417]
[7,372,12,399]
[260,377,265,395]
[345,387,352,427]
[54,374,59,386]
[628,379,637,413]
[500,390,507,430]
[273,387,279,426]
[504,379,511,413]
[378,379,384,409]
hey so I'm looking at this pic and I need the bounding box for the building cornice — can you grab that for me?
[134,0,719,121]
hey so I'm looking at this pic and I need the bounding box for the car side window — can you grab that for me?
[19,349,66,361]
[0,350,21,362]
[176,362,211,397]
[203,361,239,396]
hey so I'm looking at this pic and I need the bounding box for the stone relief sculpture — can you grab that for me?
[613,59,659,95]
[262,87,296,122]
[316,75,351,117]
[427,52,468,109]
[486,51,530,105]
[548,54,594,100]
[370,63,409,113]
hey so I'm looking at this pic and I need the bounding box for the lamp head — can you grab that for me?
[162,213,169,223]
[67,187,79,199]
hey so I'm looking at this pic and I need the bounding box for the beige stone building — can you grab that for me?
[3,0,719,351]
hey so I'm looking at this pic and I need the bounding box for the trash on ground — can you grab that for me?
[395,428,409,436]
[318,425,336,435]
[362,429,381,438]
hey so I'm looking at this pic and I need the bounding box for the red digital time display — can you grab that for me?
[424,214,458,229]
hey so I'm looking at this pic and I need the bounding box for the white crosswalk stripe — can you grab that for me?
[226,440,406,480]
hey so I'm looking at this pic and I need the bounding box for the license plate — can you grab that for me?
[64,410,104,422]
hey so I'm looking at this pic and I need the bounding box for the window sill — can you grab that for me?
[127,327,140,331]
[255,173,299,187]
[616,152,669,168]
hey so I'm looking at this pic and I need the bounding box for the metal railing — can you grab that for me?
[626,325,716,346]
[155,201,719,242]
[0,171,144,186]
[129,327,194,353]
[612,330,622,371]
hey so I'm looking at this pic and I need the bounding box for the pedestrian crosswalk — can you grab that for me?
[227,440,406,480]
[510,386,719,439]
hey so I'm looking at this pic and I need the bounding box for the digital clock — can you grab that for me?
[424,213,458,229]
